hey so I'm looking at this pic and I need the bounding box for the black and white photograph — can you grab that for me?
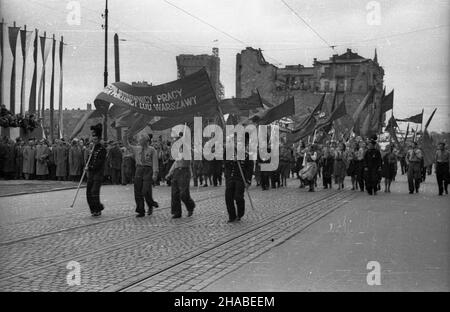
[0,0,448,299]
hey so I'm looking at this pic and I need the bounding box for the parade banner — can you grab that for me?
[28,29,38,114]
[8,24,20,114]
[20,28,33,115]
[58,36,64,138]
[38,34,51,119]
[94,68,218,117]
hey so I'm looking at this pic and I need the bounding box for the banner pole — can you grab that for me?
[70,144,95,208]
[217,105,255,211]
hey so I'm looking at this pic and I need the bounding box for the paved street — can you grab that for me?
[0,174,448,292]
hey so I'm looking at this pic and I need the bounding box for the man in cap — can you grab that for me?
[435,141,449,196]
[124,130,159,217]
[86,123,107,217]
[363,137,382,195]
[166,132,195,219]
[406,141,423,194]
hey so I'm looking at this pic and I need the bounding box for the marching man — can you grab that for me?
[86,124,107,217]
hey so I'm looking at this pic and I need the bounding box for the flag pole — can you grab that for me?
[70,144,95,208]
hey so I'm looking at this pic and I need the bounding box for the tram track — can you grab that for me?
[0,189,358,291]
[0,189,224,246]
[115,191,357,292]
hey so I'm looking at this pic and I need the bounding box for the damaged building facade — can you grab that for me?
[236,47,385,129]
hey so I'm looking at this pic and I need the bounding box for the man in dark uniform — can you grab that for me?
[166,132,195,219]
[363,137,382,195]
[224,138,253,222]
[86,124,107,217]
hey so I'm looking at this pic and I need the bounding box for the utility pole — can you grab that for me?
[102,0,108,141]
[114,33,121,140]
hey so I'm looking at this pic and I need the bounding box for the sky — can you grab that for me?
[1,0,449,132]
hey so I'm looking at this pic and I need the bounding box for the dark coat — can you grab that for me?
[54,145,68,177]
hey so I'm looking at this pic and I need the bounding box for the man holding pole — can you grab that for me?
[86,123,107,216]
[224,134,253,222]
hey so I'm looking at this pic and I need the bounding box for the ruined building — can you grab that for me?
[236,47,385,127]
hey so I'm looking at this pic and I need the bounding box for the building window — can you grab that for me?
[351,65,359,76]
[324,81,330,92]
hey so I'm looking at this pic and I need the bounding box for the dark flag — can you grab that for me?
[29,29,38,114]
[396,111,423,124]
[249,97,295,125]
[424,108,437,130]
[380,89,394,114]
[8,23,21,114]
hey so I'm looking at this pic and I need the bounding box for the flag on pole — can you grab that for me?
[8,23,21,114]
[49,35,56,141]
[58,36,64,139]
[380,89,394,114]
[28,29,38,114]
[20,27,33,115]
[424,108,437,130]
[38,33,51,120]
[396,111,423,124]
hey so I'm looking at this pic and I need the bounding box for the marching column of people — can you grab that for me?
[2,130,448,221]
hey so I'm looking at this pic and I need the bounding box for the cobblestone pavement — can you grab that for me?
[0,180,82,197]
[0,177,359,292]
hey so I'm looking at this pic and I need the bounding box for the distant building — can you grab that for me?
[176,48,223,98]
[236,47,385,128]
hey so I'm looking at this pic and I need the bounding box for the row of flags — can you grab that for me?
[0,20,65,140]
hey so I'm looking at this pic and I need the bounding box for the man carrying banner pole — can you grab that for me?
[85,124,107,217]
